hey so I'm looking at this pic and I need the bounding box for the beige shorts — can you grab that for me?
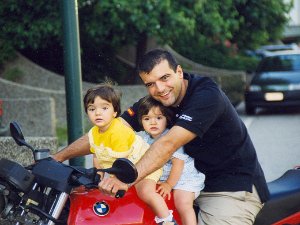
[196,185,263,225]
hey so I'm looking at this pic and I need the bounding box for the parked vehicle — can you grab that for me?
[245,43,300,59]
[2,121,300,224]
[244,50,300,115]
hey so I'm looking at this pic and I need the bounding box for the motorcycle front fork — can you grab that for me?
[43,192,69,225]
[16,183,69,225]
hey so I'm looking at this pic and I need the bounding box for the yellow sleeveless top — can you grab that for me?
[88,118,162,181]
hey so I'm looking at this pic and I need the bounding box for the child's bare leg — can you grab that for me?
[135,179,169,219]
[174,189,197,225]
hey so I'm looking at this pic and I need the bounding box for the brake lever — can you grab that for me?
[115,190,125,198]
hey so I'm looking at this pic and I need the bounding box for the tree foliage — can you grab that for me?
[232,0,292,49]
[173,0,292,70]
[0,1,62,49]
[79,0,203,69]
[0,0,292,82]
[87,1,200,43]
[190,0,292,50]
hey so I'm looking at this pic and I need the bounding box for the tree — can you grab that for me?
[0,1,62,50]
[1,0,203,83]
[173,0,292,70]
[0,0,292,83]
[0,1,62,67]
[193,0,292,50]
[232,0,292,49]
[79,0,203,68]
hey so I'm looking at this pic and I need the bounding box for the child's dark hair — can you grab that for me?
[137,96,174,128]
[83,82,121,117]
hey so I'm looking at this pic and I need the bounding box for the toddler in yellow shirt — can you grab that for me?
[84,82,177,225]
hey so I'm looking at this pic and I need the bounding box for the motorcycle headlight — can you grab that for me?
[0,159,34,193]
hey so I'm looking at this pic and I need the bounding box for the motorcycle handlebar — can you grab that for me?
[70,166,126,198]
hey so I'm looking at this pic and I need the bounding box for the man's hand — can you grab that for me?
[98,176,129,196]
[156,182,172,200]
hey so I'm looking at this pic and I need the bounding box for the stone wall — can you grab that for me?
[2,53,100,91]
[1,97,56,137]
[0,53,148,130]
[0,51,245,138]
[117,40,246,77]
[0,77,66,126]
[0,77,147,131]
[0,137,57,166]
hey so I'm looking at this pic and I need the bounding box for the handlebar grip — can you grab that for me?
[115,190,125,198]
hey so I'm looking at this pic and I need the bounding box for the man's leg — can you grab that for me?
[196,186,263,225]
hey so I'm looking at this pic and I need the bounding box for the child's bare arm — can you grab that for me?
[157,158,184,200]
[166,158,184,187]
[93,154,101,168]
[93,154,104,178]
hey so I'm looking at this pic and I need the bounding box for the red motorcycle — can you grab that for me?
[1,121,300,225]
[0,122,181,225]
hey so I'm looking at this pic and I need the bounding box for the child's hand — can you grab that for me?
[156,182,172,200]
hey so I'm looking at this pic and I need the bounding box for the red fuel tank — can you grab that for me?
[68,186,182,225]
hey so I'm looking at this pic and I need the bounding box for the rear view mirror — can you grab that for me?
[98,158,138,184]
[10,121,35,153]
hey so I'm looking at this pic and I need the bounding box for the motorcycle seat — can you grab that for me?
[254,169,300,225]
[268,168,300,199]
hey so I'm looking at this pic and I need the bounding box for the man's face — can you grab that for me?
[140,60,183,106]
[139,60,184,107]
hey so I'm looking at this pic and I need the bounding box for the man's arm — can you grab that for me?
[52,134,90,162]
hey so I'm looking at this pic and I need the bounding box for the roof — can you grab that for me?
[263,49,300,57]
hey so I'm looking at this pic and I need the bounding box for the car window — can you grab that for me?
[253,71,300,84]
[257,54,300,72]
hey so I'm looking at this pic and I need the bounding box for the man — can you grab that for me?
[54,49,269,225]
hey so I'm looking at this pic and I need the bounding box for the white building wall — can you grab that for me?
[289,0,300,25]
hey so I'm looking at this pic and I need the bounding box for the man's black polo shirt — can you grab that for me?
[121,73,269,203]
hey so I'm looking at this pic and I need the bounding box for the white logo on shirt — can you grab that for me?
[179,114,192,121]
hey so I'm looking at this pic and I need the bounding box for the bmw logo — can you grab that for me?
[93,201,110,216]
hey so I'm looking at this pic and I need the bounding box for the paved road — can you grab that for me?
[236,103,300,182]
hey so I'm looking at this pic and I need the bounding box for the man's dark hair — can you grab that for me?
[137,49,178,74]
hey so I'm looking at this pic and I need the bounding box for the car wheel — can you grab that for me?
[245,104,255,115]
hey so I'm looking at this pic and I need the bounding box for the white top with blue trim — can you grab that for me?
[138,129,205,192]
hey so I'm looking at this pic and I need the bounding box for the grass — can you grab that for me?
[2,67,24,82]
[56,119,92,147]
[56,126,68,147]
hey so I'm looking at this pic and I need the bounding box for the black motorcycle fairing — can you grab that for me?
[32,158,75,193]
[0,158,34,193]
[254,169,300,225]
